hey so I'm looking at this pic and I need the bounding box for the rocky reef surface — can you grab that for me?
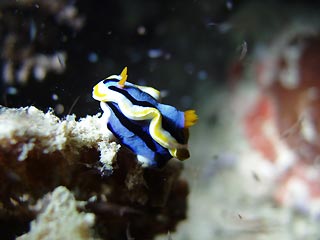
[0,106,188,239]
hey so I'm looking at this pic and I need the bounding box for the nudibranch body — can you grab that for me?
[92,67,197,168]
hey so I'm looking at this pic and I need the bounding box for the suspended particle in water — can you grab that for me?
[54,104,64,114]
[137,26,146,35]
[252,171,261,182]
[164,53,172,60]
[34,65,46,80]
[57,53,66,69]
[148,49,163,58]
[52,93,59,101]
[197,70,208,81]
[206,21,218,28]
[218,22,232,33]
[88,52,98,63]
[226,0,233,10]
[6,87,18,95]
[68,96,80,115]
[206,21,232,33]
[3,62,14,84]
[29,19,37,41]
[126,223,134,240]
[160,89,170,99]
[239,41,248,60]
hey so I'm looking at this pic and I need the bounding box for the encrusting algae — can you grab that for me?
[17,186,96,240]
[0,106,118,164]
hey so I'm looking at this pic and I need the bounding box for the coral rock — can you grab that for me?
[0,106,188,239]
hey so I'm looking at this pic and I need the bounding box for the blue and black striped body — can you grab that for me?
[106,102,173,168]
[110,84,188,142]
[93,67,197,168]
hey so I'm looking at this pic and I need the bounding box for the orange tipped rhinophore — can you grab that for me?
[118,67,128,87]
[184,110,198,128]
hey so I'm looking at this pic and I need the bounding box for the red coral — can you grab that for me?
[244,94,277,162]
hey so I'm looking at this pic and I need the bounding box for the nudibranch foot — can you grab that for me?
[92,67,198,168]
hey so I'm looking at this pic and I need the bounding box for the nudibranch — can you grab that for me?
[92,67,198,168]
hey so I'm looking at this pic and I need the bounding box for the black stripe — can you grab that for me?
[107,102,159,153]
[109,85,185,143]
[103,79,118,84]
[109,86,156,108]
[162,117,185,143]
